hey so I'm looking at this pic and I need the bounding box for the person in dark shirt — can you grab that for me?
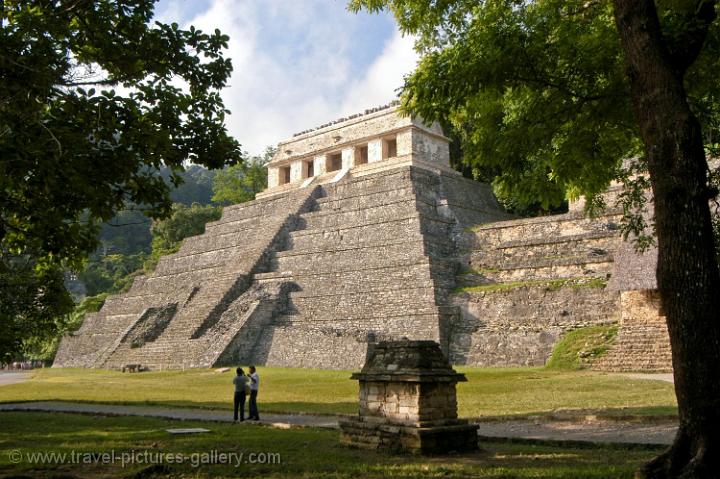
[232,367,249,422]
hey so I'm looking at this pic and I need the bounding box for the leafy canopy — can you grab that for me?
[1,0,241,264]
[350,0,720,210]
[212,147,273,205]
[0,0,242,361]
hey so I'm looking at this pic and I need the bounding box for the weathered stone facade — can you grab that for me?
[55,104,671,372]
[339,340,478,454]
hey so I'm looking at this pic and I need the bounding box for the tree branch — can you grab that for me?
[667,0,718,73]
[61,79,119,87]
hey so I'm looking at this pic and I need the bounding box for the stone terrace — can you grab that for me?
[447,207,625,366]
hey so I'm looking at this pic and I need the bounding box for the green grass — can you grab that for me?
[547,326,619,370]
[0,366,677,419]
[454,277,607,294]
[0,411,662,478]
[457,267,501,276]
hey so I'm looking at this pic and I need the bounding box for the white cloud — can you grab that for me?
[182,0,418,155]
[339,31,418,116]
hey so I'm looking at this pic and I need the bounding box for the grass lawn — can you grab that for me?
[0,411,662,478]
[0,367,677,419]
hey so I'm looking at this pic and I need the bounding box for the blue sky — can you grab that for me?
[154,0,418,155]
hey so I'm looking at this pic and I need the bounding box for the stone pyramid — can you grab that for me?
[55,104,671,371]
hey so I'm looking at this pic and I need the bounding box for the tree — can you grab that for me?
[351,0,720,476]
[143,203,221,272]
[0,1,242,360]
[0,255,73,364]
[212,146,273,205]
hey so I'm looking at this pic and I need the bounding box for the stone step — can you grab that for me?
[472,232,618,267]
[275,240,429,273]
[211,188,317,224]
[179,227,282,255]
[131,270,238,296]
[282,261,436,295]
[299,197,430,231]
[315,185,416,212]
[153,247,259,276]
[327,167,417,197]
[254,271,294,283]
[273,311,442,332]
[287,287,439,320]
[288,216,426,252]
[468,210,623,247]
[276,236,453,260]
[593,324,672,372]
[497,230,618,250]
[451,279,619,328]
[462,257,614,284]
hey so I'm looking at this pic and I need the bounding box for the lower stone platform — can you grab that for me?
[339,416,478,454]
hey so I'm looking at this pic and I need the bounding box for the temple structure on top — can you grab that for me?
[259,103,453,197]
[55,103,671,373]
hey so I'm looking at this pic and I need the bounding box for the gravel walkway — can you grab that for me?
[475,418,676,445]
[0,401,677,446]
[0,401,338,429]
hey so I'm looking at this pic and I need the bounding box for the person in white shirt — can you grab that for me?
[248,365,260,420]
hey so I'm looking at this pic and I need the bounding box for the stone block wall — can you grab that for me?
[359,381,460,424]
[448,208,625,366]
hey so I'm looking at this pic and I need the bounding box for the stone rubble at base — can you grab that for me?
[54,104,671,372]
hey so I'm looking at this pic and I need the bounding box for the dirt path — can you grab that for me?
[0,401,338,429]
[475,418,676,445]
[623,373,674,383]
[0,372,30,387]
[0,400,677,446]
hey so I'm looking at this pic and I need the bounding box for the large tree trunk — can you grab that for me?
[612,1,720,478]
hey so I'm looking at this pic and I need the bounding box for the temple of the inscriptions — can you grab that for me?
[55,104,671,372]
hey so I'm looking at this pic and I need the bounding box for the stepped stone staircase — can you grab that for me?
[55,188,322,369]
[593,290,673,372]
[56,165,508,370]
[595,324,673,372]
[447,209,625,366]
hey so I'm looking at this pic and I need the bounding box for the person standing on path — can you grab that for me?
[232,367,249,422]
[248,365,260,420]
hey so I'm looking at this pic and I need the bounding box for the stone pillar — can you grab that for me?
[289,160,303,183]
[314,154,327,175]
[396,130,412,157]
[367,139,383,163]
[410,129,451,167]
[339,340,479,454]
[341,147,355,170]
[267,167,279,188]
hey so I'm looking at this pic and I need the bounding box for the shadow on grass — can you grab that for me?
[0,411,658,479]
[474,405,678,422]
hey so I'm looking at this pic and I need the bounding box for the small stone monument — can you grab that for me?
[339,340,479,454]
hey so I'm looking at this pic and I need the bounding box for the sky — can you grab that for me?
[154,0,419,155]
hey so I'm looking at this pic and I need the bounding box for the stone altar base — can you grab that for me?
[339,340,479,454]
[339,416,479,454]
